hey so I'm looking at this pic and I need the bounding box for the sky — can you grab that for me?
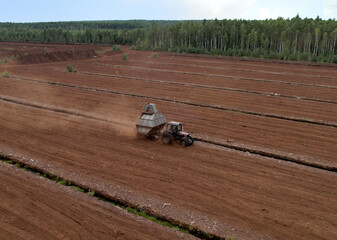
[0,0,336,22]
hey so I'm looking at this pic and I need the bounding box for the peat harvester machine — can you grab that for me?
[136,103,194,147]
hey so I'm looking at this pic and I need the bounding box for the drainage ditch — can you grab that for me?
[0,154,227,240]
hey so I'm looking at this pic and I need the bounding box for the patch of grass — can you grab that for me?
[71,185,85,193]
[66,64,73,72]
[44,47,48,52]
[124,206,187,233]
[126,206,136,213]
[11,54,15,60]
[59,180,67,186]
[122,53,128,61]
[73,68,77,73]
[1,70,9,78]
[4,47,14,51]
[0,155,11,164]
[151,52,158,58]
[24,52,29,56]
[87,190,95,196]
[112,44,121,51]
[2,57,8,63]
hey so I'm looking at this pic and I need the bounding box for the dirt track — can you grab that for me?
[1,100,337,239]
[1,76,336,168]
[0,42,337,239]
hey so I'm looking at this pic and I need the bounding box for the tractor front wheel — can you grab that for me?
[187,136,194,145]
[180,139,187,147]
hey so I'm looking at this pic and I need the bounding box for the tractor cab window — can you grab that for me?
[177,124,182,131]
[171,125,177,132]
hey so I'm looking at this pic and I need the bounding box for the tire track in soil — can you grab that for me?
[1,94,336,173]
[77,71,337,105]
[95,63,337,90]
[5,75,337,129]
[128,60,337,80]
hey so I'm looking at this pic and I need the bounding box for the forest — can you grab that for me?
[0,16,336,63]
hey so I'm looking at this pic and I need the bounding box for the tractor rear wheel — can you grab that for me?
[162,132,173,144]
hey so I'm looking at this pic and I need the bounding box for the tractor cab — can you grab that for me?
[166,121,183,136]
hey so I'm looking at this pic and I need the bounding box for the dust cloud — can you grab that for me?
[94,96,140,138]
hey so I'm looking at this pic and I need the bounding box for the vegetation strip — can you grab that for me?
[1,95,336,174]
[0,153,228,240]
[6,75,337,128]
[79,71,337,105]
[128,60,337,80]
[96,63,337,90]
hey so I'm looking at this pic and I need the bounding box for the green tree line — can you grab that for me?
[1,16,336,62]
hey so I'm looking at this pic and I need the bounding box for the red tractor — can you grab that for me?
[136,103,194,147]
[161,121,194,147]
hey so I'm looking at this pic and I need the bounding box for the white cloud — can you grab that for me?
[324,0,337,19]
[259,8,278,20]
[177,0,257,19]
